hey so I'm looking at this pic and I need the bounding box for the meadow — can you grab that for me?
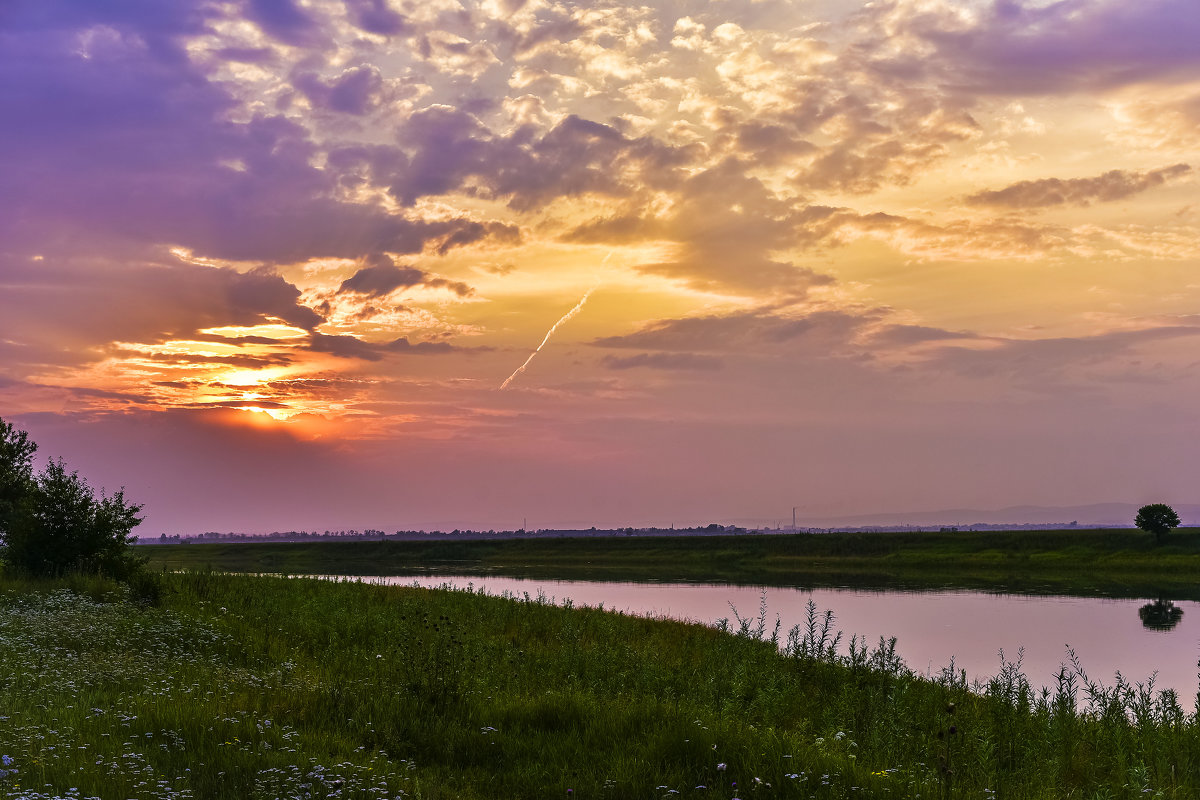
[144,528,1200,599]
[2,571,1199,799]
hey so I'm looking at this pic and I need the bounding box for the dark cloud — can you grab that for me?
[729,122,817,166]
[33,384,156,405]
[801,136,957,195]
[857,0,1200,96]
[385,109,696,210]
[309,332,384,361]
[0,3,513,266]
[871,325,976,346]
[919,326,1200,390]
[338,263,427,297]
[593,310,876,354]
[503,15,585,58]
[345,0,408,35]
[423,277,473,297]
[431,220,522,255]
[294,66,384,115]
[789,96,980,194]
[308,333,463,361]
[242,0,325,47]
[385,337,459,355]
[593,308,1200,399]
[230,268,324,329]
[966,165,1192,209]
[601,353,723,371]
[788,205,1079,261]
[0,257,323,363]
[197,399,294,409]
[138,352,295,369]
[337,256,474,298]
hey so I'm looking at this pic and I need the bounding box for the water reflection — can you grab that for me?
[1139,599,1184,631]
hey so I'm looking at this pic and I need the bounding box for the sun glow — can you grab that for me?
[219,367,290,387]
[198,324,309,340]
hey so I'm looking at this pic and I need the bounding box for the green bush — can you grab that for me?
[0,416,149,586]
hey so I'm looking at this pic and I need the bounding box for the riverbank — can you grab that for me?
[142,528,1200,598]
[1,571,1196,799]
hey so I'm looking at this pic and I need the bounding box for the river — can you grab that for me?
[332,573,1200,708]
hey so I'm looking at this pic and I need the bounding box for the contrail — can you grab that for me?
[500,288,596,390]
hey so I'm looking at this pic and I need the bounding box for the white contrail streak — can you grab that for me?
[500,288,596,390]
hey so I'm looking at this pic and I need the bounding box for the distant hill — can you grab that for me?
[798,503,1200,529]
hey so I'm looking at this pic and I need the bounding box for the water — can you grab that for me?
[341,574,1200,707]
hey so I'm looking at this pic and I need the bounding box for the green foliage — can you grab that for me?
[0,417,37,546]
[0,416,147,584]
[1135,504,1181,544]
[5,574,1200,799]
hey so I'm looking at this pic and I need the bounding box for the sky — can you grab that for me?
[2,0,1199,534]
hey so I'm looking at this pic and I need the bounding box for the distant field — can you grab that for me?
[142,528,1200,599]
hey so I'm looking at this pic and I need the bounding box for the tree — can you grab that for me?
[1135,503,1180,544]
[0,417,145,579]
[0,417,37,543]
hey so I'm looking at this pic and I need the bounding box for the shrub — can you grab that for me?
[0,417,149,584]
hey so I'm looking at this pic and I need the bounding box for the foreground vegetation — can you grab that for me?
[1,572,1198,799]
[145,528,1200,599]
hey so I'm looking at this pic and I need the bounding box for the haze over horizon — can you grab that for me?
[3,0,1199,535]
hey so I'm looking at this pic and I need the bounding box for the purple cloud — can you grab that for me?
[593,310,876,354]
[338,262,428,297]
[294,66,384,115]
[859,0,1200,95]
[308,333,462,361]
[966,165,1192,208]
[345,0,409,35]
[0,1,512,265]
[384,109,694,210]
[337,256,474,298]
[242,0,325,47]
[0,257,321,363]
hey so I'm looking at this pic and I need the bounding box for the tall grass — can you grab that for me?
[0,573,1197,798]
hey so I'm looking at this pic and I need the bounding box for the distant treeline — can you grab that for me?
[140,521,1154,544]
[139,522,747,544]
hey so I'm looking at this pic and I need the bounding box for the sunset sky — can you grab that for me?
[2,0,1199,533]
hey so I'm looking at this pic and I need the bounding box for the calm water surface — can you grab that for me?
[343,574,1200,707]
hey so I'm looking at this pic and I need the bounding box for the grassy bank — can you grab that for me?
[1,572,1198,799]
[143,529,1200,599]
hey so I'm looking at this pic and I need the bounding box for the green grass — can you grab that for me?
[1,572,1200,799]
[144,528,1200,599]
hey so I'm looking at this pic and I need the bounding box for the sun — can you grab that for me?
[220,367,290,387]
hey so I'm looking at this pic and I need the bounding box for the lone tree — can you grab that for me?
[1135,503,1180,544]
[0,417,144,579]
